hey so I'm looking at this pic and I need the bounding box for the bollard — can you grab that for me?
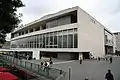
[80,59,82,64]
[68,67,71,80]
[84,77,89,80]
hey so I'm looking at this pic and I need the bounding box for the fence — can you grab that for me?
[1,55,67,80]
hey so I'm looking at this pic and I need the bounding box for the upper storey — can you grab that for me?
[11,6,113,40]
[11,7,78,39]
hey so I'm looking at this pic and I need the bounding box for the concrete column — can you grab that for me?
[33,28,36,32]
[79,52,83,60]
[33,50,40,60]
[40,26,42,30]
[28,29,30,33]
[113,35,116,53]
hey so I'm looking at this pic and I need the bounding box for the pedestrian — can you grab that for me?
[105,70,114,80]
[44,61,48,67]
[110,57,113,64]
[50,57,52,61]
[80,58,82,64]
[41,61,43,66]
[44,61,50,75]
[49,60,53,67]
[40,61,44,70]
[84,77,89,80]
[105,57,108,61]
[47,61,50,67]
[50,60,53,64]
[44,61,48,71]
[98,57,100,61]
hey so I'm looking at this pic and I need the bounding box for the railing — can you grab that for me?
[1,55,67,80]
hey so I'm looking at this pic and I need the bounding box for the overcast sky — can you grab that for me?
[6,0,120,40]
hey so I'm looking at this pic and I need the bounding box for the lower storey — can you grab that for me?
[9,51,93,60]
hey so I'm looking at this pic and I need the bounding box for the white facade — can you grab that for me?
[113,32,120,52]
[10,6,114,60]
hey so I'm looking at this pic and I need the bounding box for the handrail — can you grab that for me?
[1,55,67,80]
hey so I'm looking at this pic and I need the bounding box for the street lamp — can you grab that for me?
[0,8,4,20]
[0,1,4,20]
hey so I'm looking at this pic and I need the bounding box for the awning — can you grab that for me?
[0,67,10,72]
[0,72,19,80]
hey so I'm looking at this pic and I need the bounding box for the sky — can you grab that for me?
[6,0,120,41]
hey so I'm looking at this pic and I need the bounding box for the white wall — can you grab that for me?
[78,8,105,58]
[114,34,120,51]
[104,30,113,46]
[113,34,116,53]
[33,50,40,60]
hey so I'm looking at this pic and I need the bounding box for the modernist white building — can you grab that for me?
[113,32,120,52]
[10,6,114,60]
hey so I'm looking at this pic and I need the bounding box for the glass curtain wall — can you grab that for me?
[11,28,78,48]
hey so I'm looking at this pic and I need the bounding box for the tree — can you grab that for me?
[0,0,24,44]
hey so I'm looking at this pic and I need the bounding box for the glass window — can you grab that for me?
[54,35,57,45]
[58,36,62,48]
[46,36,49,48]
[39,35,42,48]
[36,35,39,48]
[35,26,40,31]
[63,30,67,34]
[68,29,73,34]
[63,35,67,48]
[74,28,77,32]
[74,34,77,48]
[43,34,45,48]
[54,32,57,48]
[34,36,37,48]
[50,35,53,45]
[58,31,62,35]
[68,34,73,48]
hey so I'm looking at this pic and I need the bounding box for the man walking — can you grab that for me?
[110,57,113,64]
[105,70,114,80]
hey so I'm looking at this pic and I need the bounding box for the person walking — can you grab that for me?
[49,60,53,67]
[98,57,100,61]
[80,58,82,64]
[105,70,114,80]
[50,57,52,61]
[106,57,108,62]
[110,57,113,64]
[40,61,44,70]
[44,61,48,71]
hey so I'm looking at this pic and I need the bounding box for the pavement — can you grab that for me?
[22,57,120,80]
[52,57,120,80]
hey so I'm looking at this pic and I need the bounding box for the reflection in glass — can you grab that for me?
[68,34,73,48]
[74,34,77,48]
[63,35,67,48]
[58,36,62,48]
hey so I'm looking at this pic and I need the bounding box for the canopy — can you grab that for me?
[0,72,19,80]
[0,67,10,72]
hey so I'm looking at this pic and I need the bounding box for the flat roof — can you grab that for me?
[12,6,113,35]
[13,6,79,33]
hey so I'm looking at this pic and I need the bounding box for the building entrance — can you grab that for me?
[83,52,90,59]
[40,51,58,58]
[105,45,113,55]
[14,51,32,60]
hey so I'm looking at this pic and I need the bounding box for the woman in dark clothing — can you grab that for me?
[105,70,114,80]
[110,57,113,64]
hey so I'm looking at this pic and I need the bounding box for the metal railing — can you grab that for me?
[1,55,67,80]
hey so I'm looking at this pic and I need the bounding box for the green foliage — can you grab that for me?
[0,0,24,44]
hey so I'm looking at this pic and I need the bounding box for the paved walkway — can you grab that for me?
[52,57,120,80]
[23,57,120,80]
